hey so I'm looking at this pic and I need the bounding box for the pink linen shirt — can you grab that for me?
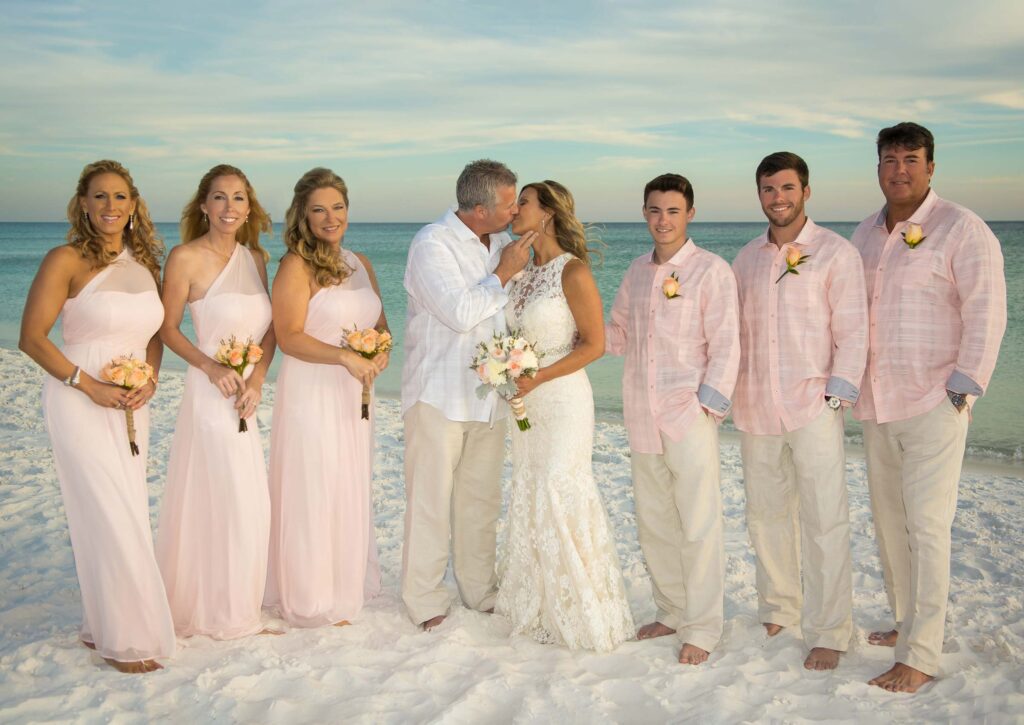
[851,190,1006,424]
[732,219,868,435]
[606,240,740,454]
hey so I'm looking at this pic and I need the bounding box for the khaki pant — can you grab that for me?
[400,402,505,624]
[740,408,852,651]
[630,413,724,652]
[862,397,969,676]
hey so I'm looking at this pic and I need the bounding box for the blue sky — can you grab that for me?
[1,0,1022,222]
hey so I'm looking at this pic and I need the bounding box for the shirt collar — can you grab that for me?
[443,206,482,245]
[872,188,939,228]
[649,238,698,267]
[757,217,818,248]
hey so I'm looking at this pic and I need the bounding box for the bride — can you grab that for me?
[495,181,634,651]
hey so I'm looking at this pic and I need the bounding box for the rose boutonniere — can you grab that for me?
[902,222,926,249]
[775,247,810,283]
[662,272,681,299]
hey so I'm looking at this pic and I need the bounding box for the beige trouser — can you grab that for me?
[400,402,505,625]
[740,407,852,651]
[862,397,969,676]
[630,413,724,653]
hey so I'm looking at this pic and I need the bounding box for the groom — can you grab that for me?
[400,159,533,630]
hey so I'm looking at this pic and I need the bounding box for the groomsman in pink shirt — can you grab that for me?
[606,173,740,665]
[852,122,1006,693]
[732,152,867,671]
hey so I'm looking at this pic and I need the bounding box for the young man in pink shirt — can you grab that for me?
[732,152,867,671]
[852,122,1006,693]
[605,173,740,665]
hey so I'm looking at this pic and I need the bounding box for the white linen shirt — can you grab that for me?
[401,207,512,422]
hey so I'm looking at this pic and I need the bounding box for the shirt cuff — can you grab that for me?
[698,384,731,415]
[946,370,984,396]
[481,273,504,291]
[825,376,859,403]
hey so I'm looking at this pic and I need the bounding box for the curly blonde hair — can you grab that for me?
[65,160,163,283]
[180,164,271,261]
[521,180,602,265]
[282,168,353,288]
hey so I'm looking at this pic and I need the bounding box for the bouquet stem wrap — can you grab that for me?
[214,336,264,433]
[341,327,394,421]
[100,355,155,457]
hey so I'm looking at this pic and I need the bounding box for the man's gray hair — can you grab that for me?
[456,159,517,211]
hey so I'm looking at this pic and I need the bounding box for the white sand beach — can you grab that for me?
[0,346,1021,723]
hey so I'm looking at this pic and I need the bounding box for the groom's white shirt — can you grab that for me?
[402,206,512,422]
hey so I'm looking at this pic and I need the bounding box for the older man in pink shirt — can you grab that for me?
[606,173,740,665]
[852,123,1006,693]
[732,152,867,672]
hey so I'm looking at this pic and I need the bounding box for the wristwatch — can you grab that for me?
[825,395,842,410]
[947,390,967,412]
[63,366,81,387]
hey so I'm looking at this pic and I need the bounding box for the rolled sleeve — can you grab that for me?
[825,376,859,402]
[698,383,731,415]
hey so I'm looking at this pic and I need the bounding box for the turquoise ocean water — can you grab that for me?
[2,221,1021,464]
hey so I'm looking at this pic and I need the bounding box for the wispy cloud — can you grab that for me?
[1,0,1022,220]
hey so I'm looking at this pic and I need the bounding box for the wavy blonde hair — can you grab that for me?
[65,160,163,283]
[521,180,602,266]
[282,168,353,288]
[180,164,271,261]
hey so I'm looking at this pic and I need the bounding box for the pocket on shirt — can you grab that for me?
[900,249,945,288]
[778,269,828,323]
[657,297,699,341]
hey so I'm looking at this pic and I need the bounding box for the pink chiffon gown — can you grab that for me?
[41,249,176,663]
[155,245,272,639]
[264,249,382,627]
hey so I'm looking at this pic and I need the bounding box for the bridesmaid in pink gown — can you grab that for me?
[155,165,276,639]
[265,167,388,627]
[19,160,175,673]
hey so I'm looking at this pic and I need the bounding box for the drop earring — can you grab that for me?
[202,212,208,224]
[128,213,134,231]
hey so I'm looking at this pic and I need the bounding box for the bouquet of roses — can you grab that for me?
[342,327,393,419]
[100,354,155,456]
[214,335,264,432]
[470,331,541,431]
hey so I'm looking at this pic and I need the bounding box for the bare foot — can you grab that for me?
[422,615,446,631]
[764,623,784,637]
[636,622,676,640]
[104,658,163,674]
[868,629,898,647]
[678,643,709,665]
[868,663,933,693]
[804,647,841,670]
[333,620,351,628]
[82,640,96,650]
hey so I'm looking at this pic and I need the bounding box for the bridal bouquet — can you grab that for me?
[470,331,541,431]
[100,354,154,456]
[214,335,264,432]
[342,327,393,419]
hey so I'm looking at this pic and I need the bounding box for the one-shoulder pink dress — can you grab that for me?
[41,249,176,662]
[156,245,272,639]
[264,250,382,626]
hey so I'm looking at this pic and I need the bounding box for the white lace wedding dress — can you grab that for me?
[496,253,634,651]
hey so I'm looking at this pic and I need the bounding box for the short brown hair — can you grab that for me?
[877,122,934,162]
[643,173,694,209]
[756,151,809,188]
